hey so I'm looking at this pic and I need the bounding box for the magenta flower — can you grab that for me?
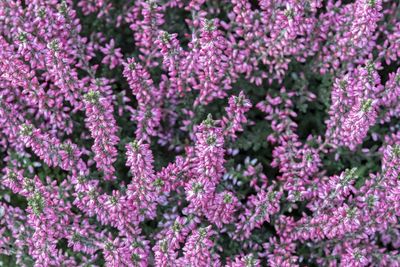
[100,39,123,69]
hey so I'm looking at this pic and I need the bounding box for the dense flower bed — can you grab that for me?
[0,0,399,266]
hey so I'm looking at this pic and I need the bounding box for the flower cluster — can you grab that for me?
[0,1,400,266]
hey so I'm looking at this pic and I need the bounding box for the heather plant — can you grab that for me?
[0,0,399,266]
